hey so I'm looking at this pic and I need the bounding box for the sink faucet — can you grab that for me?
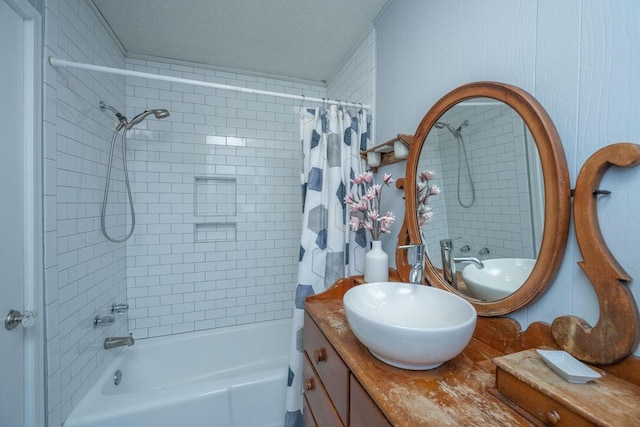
[104,333,135,350]
[440,239,484,289]
[398,244,425,285]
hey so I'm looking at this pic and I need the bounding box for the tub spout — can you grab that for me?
[104,333,135,350]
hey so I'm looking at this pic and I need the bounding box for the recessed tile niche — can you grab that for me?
[194,176,237,242]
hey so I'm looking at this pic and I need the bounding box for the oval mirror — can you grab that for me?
[403,82,571,316]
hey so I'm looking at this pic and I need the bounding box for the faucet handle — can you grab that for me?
[94,314,115,328]
[111,303,129,314]
[440,237,464,249]
[398,243,424,254]
[398,244,425,265]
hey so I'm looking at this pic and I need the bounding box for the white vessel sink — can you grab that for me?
[462,258,536,301]
[343,282,477,370]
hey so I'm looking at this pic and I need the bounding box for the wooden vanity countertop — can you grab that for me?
[494,349,640,425]
[305,277,537,426]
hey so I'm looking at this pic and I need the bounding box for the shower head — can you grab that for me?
[125,108,170,129]
[435,120,469,136]
[435,121,457,135]
[456,120,469,132]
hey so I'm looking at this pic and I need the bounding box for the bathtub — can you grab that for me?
[64,318,292,427]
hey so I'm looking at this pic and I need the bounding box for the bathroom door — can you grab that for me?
[0,0,43,425]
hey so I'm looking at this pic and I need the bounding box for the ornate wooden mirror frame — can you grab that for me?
[400,81,572,316]
[551,143,640,364]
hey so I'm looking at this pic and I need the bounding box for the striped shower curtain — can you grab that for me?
[284,104,369,426]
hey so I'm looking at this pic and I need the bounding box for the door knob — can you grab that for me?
[5,309,37,330]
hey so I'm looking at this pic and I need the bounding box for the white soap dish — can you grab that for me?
[536,349,602,384]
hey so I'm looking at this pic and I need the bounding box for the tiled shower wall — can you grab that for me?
[438,104,538,260]
[327,31,376,114]
[43,0,128,424]
[43,1,373,420]
[420,104,539,268]
[123,58,326,338]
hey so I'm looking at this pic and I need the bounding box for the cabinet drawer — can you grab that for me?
[496,368,594,426]
[302,395,318,427]
[303,354,344,427]
[350,375,391,427]
[304,312,349,425]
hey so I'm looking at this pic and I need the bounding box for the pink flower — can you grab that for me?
[363,220,374,232]
[381,211,395,224]
[419,170,436,182]
[418,205,434,226]
[363,191,375,202]
[367,184,382,199]
[354,199,368,211]
[349,216,361,231]
[344,172,398,241]
[416,169,439,226]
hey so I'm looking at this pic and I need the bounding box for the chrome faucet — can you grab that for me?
[93,314,115,328]
[104,333,135,350]
[398,244,425,285]
[440,239,484,289]
[111,303,129,315]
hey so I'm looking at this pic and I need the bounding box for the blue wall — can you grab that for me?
[374,0,640,355]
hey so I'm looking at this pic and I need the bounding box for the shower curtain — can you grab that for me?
[284,104,369,426]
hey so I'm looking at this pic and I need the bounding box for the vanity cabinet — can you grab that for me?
[303,278,536,426]
[303,311,349,425]
[303,312,391,426]
[349,375,390,427]
[304,276,640,426]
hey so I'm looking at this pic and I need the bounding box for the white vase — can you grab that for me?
[364,240,389,282]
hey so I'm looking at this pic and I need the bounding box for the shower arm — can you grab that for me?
[99,101,128,130]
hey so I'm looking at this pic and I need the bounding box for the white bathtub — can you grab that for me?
[64,318,292,427]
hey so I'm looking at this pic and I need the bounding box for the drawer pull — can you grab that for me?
[304,377,315,391]
[314,348,326,363]
[546,410,561,425]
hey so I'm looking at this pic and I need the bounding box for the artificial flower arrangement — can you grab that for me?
[417,169,440,227]
[345,172,396,241]
[344,169,439,241]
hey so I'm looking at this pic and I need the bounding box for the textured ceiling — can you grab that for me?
[91,0,389,83]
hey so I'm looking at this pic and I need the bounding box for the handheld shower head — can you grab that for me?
[456,120,469,133]
[435,120,469,136]
[435,121,458,135]
[125,109,170,129]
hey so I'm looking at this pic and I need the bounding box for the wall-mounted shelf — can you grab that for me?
[360,134,413,171]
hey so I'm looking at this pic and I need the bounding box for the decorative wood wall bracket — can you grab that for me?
[552,143,640,365]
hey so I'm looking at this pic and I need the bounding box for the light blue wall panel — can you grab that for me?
[375,0,640,355]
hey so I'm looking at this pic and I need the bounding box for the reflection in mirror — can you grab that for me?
[417,98,544,301]
[402,81,571,316]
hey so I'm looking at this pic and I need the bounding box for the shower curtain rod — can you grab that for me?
[48,57,371,111]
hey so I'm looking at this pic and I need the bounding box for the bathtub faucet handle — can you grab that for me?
[94,314,115,328]
[111,303,129,314]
